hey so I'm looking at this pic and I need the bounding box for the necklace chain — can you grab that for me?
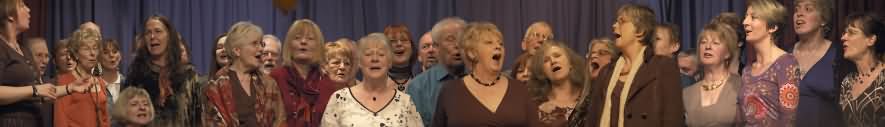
[470,73,500,87]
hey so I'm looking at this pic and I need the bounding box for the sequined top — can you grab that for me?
[840,69,885,127]
[738,54,800,127]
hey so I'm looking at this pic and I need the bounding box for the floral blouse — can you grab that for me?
[321,87,423,127]
[738,54,801,127]
[840,69,885,127]
[538,102,575,127]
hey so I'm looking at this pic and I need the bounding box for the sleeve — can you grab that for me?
[658,58,685,127]
[430,85,448,127]
[265,78,288,127]
[777,62,800,127]
[320,91,342,127]
[200,85,223,127]
[404,95,425,127]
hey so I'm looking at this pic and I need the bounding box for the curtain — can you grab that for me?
[28,0,884,75]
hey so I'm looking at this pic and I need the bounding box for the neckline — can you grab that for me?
[347,87,397,116]
[747,53,790,77]
[461,78,511,114]
[798,44,834,79]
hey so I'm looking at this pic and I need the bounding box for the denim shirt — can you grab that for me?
[407,65,457,126]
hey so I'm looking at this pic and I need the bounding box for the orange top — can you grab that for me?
[54,73,111,127]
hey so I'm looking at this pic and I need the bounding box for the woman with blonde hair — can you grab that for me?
[269,19,335,127]
[323,38,359,90]
[738,0,800,126]
[432,22,539,127]
[111,87,154,127]
[683,23,741,127]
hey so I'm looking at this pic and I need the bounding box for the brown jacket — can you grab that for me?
[582,49,684,127]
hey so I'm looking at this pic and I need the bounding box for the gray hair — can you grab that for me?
[430,17,467,45]
[263,34,282,52]
[224,21,264,60]
[357,33,394,64]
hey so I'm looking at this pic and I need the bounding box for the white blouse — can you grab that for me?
[321,88,423,127]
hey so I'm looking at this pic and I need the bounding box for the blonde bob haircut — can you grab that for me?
[111,87,154,124]
[459,22,503,67]
[697,22,740,67]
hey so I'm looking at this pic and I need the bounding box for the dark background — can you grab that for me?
[21,0,885,75]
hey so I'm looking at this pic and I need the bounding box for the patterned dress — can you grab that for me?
[738,54,801,127]
[321,87,423,127]
[840,69,885,127]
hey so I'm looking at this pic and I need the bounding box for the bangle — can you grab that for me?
[32,85,38,97]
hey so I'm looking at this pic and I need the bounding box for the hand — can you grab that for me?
[34,84,57,99]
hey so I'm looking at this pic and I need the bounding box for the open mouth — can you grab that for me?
[703,52,714,58]
[552,66,562,72]
[264,63,275,69]
[136,113,148,118]
[298,48,308,52]
[335,71,346,78]
[149,43,160,49]
[613,33,621,39]
[591,63,600,69]
[795,20,806,27]
[394,50,406,56]
[744,27,753,35]
[491,54,502,61]
[369,66,382,71]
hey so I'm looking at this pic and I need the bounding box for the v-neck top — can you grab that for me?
[683,74,741,127]
[321,87,423,127]
[431,77,540,127]
[229,72,259,126]
[795,45,843,127]
[839,69,885,127]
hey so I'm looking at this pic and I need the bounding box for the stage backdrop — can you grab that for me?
[25,0,882,75]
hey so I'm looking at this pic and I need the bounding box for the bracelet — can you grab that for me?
[31,85,38,97]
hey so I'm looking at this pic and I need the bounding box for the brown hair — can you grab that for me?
[0,0,20,36]
[510,52,533,80]
[528,40,587,103]
[617,3,657,45]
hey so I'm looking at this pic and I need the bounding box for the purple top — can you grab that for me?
[739,54,801,127]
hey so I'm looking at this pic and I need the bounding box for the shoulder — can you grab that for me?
[269,67,290,79]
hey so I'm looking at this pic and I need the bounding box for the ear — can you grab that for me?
[233,47,242,57]
[670,42,681,54]
[467,50,477,62]
[868,35,878,47]
[522,40,529,51]
[767,25,779,35]
[635,30,647,41]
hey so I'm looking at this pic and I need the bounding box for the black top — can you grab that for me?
[0,39,41,126]
[228,71,259,126]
